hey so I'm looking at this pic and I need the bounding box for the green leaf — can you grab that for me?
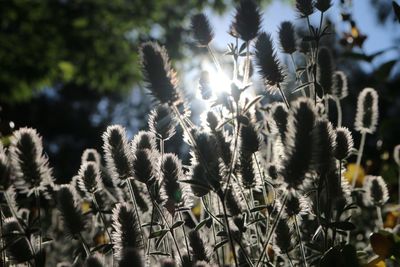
[149,251,171,257]
[250,205,268,213]
[328,221,356,231]
[149,229,169,239]
[171,221,185,229]
[291,81,313,94]
[242,95,264,113]
[214,239,228,251]
[195,217,212,231]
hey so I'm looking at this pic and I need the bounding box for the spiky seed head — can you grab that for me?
[85,255,104,267]
[270,102,289,143]
[188,163,211,197]
[238,151,258,189]
[191,13,214,46]
[77,161,103,195]
[9,127,53,195]
[394,144,400,166]
[233,0,262,41]
[3,218,34,263]
[103,125,133,181]
[332,71,348,99]
[132,149,156,185]
[281,98,316,189]
[56,185,86,238]
[240,122,260,154]
[199,71,212,100]
[317,47,334,96]
[363,175,389,207]
[354,88,379,134]
[161,259,176,267]
[274,218,295,254]
[140,42,182,105]
[0,142,10,186]
[225,186,244,216]
[81,148,101,166]
[267,164,279,180]
[335,127,354,160]
[148,104,176,141]
[311,119,337,176]
[285,191,309,217]
[278,21,297,54]
[296,0,314,17]
[112,203,143,260]
[131,131,157,151]
[188,230,210,262]
[255,32,285,91]
[206,111,219,132]
[118,248,144,267]
[315,0,332,13]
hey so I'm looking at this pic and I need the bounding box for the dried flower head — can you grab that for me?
[311,119,336,176]
[188,230,210,262]
[103,125,133,181]
[332,71,348,100]
[191,13,214,46]
[240,122,260,154]
[118,248,144,267]
[225,186,244,217]
[81,148,101,166]
[354,87,379,134]
[281,98,316,189]
[131,131,157,151]
[274,218,295,254]
[132,148,157,185]
[278,21,297,54]
[3,217,34,263]
[270,102,289,143]
[9,127,53,195]
[188,162,211,197]
[285,191,309,217]
[233,0,262,41]
[317,47,334,97]
[148,104,176,141]
[296,0,314,17]
[84,255,104,267]
[77,161,103,195]
[315,0,332,13]
[112,203,143,260]
[335,127,354,160]
[255,32,285,91]
[363,175,389,207]
[140,42,181,105]
[56,185,86,238]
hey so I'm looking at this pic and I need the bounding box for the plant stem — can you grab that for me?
[92,193,112,243]
[290,54,306,97]
[352,131,367,188]
[78,233,90,257]
[219,194,239,267]
[243,41,250,84]
[126,179,146,250]
[34,188,42,257]
[277,84,290,109]
[179,211,191,261]
[294,216,307,267]
[376,206,384,230]
[207,45,222,73]
[335,98,343,127]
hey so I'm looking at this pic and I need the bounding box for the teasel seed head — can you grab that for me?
[278,21,297,54]
[140,42,182,105]
[233,0,262,42]
[3,217,34,263]
[161,153,192,212]
[296,0,314,18]
[131,131,157,151]
[255,32,285,91]
[240,122,260,154]
[274,218,295,255]
[77,161,103,195]
[311,119,337,176]
[335,127,354,160]
[188,162,211,197]
[85,255,104,267]
[132,148,157,185]
[332,71,348,100]
[238,150,258,189]
[103,125,133,181]
[285,191,310,218]
[317,47,334,96]
[363,175,389,207]
[9,127,53,195]
[270,102,289,143]
[225,185,244,216]
[118,248,144,267]
[56,185,86,238]
[394,144,400,166]
[188,230,210,262]
[148,104,176,141]
[81,148,101,166]
[191,13,214,47]
[206,111,219,132]
[112,203,143,260]
[315,0,332,13]
[354,87,379,134]
[281,98,316,189]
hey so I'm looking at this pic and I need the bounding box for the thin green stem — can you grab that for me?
[243,41,250,84]
[207,45,222,73]
[34,188,42,257]
[126,179,146,250]
[219,194,239,267]
[376,206,384,230]
[277,84,290,109]
[352,131,367,188]
[335,98,343,127]
[92,193,112,243]
[179,211,191,261]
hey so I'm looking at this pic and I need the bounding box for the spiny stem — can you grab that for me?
[294,216,308,267]
[352,131,367,188]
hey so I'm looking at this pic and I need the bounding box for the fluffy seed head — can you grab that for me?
[206,111,219,131]
[132,148,156,185]
[363,175,389,207]
[85,255,104,267]
[238,151,258,189]
[112,203,143,260]
[240,122,260,154]
[188,163,211,197]
[148,104,176,141]
[131,131,157,151]
[233,0,262,41]
[56,185,86,238]
[278,21,297,54]
[317,47,334,96]
[335,127,354,160]
[285,191,309,217]
[0,142,10,186]
[332,71,348,99]
[9,127,53,195]
[191,13,214,46]
[225,186,244,216]
[118,248,144,267]
[274,218,295,254]
[255,32,285,90]
[103,125,133,180]
[77,161,103,195]
[140,42,181,105]
[270,102,289,143]
[315,0,332,12]
[188,230,210,262]
[296,0,314,17]
[81,148,101,166]
[354,87,379,134]
[3,218,34,263]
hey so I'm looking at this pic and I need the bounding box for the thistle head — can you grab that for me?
[77,161,103,195]
[315,0,332,13]
[240,122,260,154]
[191,13,214,47]
[332,71,348,100]
[140,42,182,105]
[317,47,334,97]
[255,32,285,90]
[131,131,157,151]
[335,127,354,160]
[112,203,143,260]
[148,104,176,141]
[270,102,289,143]
[81,148,101,166]
[102,125,133,181]
[311,119,336,176]
[0,142,10,187]
[278,21,297,54]
[233,0,262,42]
[363,175,389,207]
[354,87,379,134]
[132,148,157,185]
[296,0,314,18]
